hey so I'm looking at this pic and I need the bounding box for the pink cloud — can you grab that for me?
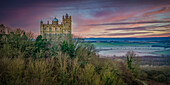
[1,0,170,38]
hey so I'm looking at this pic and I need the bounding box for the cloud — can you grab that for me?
[163,17,170,21]
[89,20,170,26]
[142,7,170,17]
[1,0,170,38]
[138,33,170,37]
[106,24,170,31]
[106,32,153,36]
[106,27,146,31]
[87,32,153,36]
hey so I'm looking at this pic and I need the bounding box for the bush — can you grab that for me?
[144,70,167,82]
[126,51,136,70]
[154,74,167,82]
[0,25,140,85]
[0,55,126,85]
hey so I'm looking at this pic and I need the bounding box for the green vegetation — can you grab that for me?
[0,25,139,85]
[126,51,136,70]
[144,70,167,82]
[0,24,169,85]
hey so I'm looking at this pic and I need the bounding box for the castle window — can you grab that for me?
[43,28,46,31]
[55,28,57,31]
[49,27,52,31]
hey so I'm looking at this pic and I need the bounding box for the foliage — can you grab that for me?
[126,51,136,70]
[0,24,143,85]
[61,41,75,58]
[0,53,128,85]
[32,35,50,59]
[0,27,34,58]
[144,70,167,82]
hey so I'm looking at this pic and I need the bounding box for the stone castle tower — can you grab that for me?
[40,13,71,39]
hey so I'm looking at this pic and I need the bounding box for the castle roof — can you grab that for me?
[53,17,58,21]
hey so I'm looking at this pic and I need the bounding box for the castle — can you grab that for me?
[40,14,71,40]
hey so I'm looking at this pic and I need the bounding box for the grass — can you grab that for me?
[0,53,128,85]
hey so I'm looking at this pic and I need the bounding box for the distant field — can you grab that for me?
[154,50,170,56]
[91,42,156,47]
[90,42,170,56]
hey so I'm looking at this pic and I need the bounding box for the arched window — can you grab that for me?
[55,28,57,31]
[43,28,46,31]
[49,27,52,31]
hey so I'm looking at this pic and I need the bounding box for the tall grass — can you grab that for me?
[0,25,141,85]
[0,52,127,85]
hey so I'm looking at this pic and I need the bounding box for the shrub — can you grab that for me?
[144,70,168,82]
[154,74,167,82]
[0,25,139,85]
[126,51,136,70]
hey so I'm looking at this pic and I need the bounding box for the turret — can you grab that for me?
[66,13,69,19]
[52,17,58,25]
[63,16,64,20]
[62,13,71,33]
[40,20,43,36]
[69,16,71,20]
[40,20,43,26]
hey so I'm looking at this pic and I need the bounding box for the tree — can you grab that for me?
[126,51,136,70]
[32,35,50,59]
[61,41,75,58]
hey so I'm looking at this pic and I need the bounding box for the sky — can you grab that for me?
[0,0,170,38]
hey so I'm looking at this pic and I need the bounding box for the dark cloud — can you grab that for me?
[142,7,170,17]
[88,32,153,36]
[106,24,170,31]
[1,0,170,9]
[106,32,153,36]
[0,0,80,8]
[141,33,170,37]
[106,27,146,31]
[89,21,170,26]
